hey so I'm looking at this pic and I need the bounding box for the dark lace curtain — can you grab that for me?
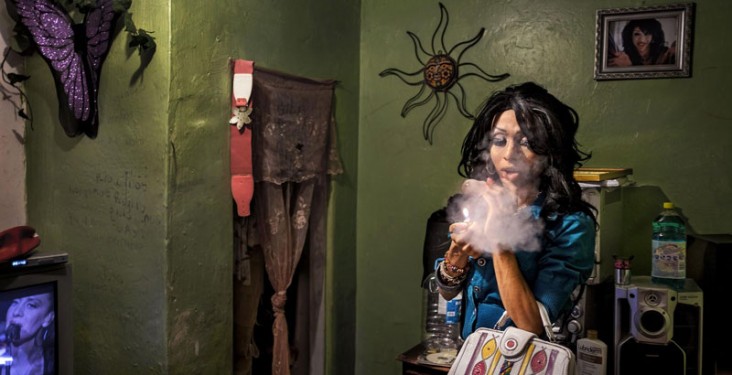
[241,67,341,375]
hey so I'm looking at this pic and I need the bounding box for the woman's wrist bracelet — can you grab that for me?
[443,255,468,275]
[438,261,468,286]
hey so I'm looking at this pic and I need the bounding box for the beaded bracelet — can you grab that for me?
[438,261,467,286]
[443,256,468,275]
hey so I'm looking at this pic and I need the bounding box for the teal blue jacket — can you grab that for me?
[436,197,596,339]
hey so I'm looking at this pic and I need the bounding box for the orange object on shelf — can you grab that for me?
[573,168,633,182]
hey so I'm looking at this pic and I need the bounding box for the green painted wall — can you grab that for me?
[358,1,732,374]
[25,0,172,372]
[23,0,359,374]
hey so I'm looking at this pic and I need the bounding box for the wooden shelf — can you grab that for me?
[573,168,633,182]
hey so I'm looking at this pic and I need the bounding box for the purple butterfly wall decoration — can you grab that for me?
[5,0,123,138]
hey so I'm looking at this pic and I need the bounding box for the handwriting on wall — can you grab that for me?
[67,169,157,240]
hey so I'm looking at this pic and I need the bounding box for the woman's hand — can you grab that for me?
[444,222,481,275]
[608,51,632,67]
[460,178,520,253]
[480,178,519,232]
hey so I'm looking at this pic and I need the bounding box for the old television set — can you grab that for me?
[0,259,72,375]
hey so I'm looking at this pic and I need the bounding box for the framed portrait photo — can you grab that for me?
[594,3,695,80]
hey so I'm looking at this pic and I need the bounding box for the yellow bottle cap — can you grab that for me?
[663,202,674,209]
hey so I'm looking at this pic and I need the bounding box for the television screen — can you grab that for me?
[0,282,57,375]
[0,262,72,375]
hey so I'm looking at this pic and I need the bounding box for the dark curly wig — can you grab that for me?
[458,82,596,225]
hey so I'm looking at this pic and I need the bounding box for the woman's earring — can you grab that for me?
[34,326,49,347]
[485,163,497,177]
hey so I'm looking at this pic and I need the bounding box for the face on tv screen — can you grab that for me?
[0,282,57,375]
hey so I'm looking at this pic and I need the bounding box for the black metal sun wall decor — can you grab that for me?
[380,2,510,145]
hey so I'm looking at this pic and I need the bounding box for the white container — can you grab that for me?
[576,329,607,375]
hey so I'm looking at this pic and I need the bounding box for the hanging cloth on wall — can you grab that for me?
[250,66,342,375]
[230,59,255,217]
[251,68,342,184]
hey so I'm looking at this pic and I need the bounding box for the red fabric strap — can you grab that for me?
[231,59,254,217]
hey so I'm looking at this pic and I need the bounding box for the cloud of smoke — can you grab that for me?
[446,179,544,254]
